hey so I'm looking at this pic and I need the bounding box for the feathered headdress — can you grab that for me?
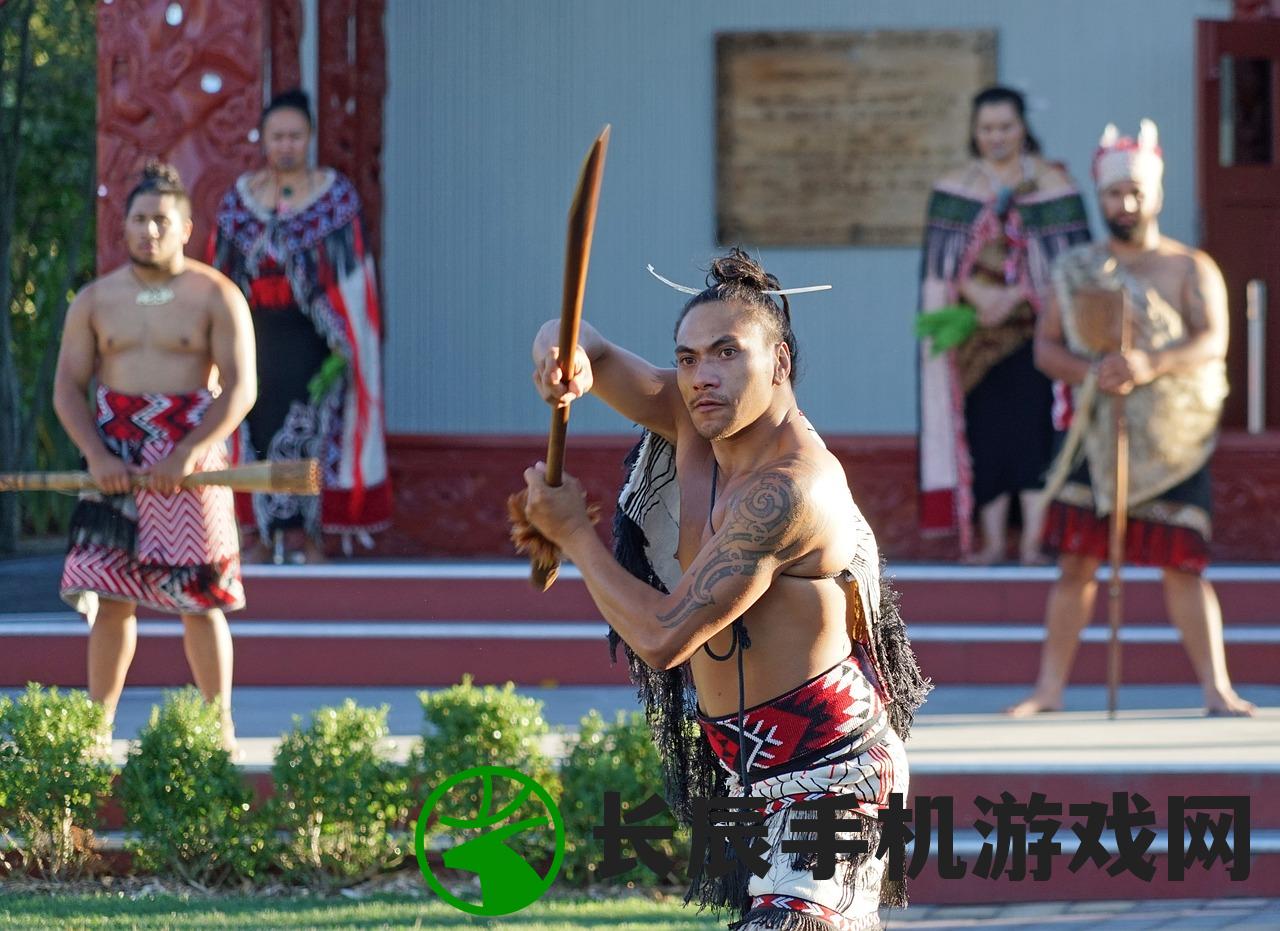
[1092,119,1163,193]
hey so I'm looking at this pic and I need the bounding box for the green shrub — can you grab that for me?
[118,688,268,887]
[559,710,687,886]
[415,676,558,836]
[0,684,112,879]
[271,700,410,887]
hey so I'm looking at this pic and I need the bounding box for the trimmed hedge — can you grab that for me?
[118,688,268,887]
[0,684,113,879]
[559,710,687,887]
[1,678,691,891]
[415,676,558,829]
[271,700,410,887]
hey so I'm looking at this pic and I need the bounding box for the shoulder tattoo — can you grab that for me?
[657,471,807,629]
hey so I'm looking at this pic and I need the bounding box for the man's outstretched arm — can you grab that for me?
[523,462,814,669]
[532,318,683,442]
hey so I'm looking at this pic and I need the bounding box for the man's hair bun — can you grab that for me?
[262,87,313,127]
[125,158,189,213]
[676,247,801,385]
[138,159,183,188]
[707,247,781,294]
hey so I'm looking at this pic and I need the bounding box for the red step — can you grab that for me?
[4,564,1277,687]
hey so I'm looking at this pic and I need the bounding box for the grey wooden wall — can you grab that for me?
[382,0,1231,435]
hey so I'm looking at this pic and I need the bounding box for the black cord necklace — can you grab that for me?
[700,460,753,794]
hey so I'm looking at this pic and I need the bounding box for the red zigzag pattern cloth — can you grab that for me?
[61,386,244,617]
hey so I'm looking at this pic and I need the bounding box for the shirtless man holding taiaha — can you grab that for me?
[1008,122,1253,718]
[54,162,256,750]
[522,252,913,930]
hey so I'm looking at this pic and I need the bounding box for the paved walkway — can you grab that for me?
[4,682,1277,770]
[881,898,1280,929]
[64,682,1280,749]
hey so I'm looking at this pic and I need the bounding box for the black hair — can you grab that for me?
[261,87,313,128]
[124,159,190,216]
[968,85,1042,157]
[674,248,799,384]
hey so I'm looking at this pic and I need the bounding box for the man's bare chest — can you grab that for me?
[94,297,210,356]
[1121,254,1189,316]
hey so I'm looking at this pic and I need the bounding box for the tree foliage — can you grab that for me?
[0,0,97,549]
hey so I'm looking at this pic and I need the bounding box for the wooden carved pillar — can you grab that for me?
[268,0,304,96]
[316,0,386,266]
[96,0,264,272]
[97,0,385,272]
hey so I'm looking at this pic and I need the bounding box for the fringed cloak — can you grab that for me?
[917,182,1090,550]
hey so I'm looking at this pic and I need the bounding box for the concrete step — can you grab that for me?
[12,557,1280,622]
[3,611,1276,687]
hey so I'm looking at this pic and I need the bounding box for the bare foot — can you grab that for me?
[1019,550,1053,567]
[963,547,1005,566]
[302,538,328,564]
[221,718,244,761]
[1005,692,1063,717]
[1205,690,1256,717]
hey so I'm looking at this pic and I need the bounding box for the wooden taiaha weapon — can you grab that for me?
[529,125,611,591]
[0,459,321,495]
[1106,289,1133,718]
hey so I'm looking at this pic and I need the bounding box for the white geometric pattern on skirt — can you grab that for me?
[60,545,245,622]
[728,730,908,923]
[135,439,240,566]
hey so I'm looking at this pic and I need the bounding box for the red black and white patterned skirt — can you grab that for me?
[1042,458,1212,575]
[60,386,244,621]
[699,648,907,931]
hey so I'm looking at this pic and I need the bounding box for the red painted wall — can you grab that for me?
[374,432,1280,562]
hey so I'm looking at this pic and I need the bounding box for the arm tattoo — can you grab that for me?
[657,471,806,629]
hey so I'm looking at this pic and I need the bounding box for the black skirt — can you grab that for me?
[964,340,1055,509]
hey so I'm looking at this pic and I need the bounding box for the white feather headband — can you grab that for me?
[646,264,832,297]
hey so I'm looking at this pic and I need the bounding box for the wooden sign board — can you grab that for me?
[716,30,997,246]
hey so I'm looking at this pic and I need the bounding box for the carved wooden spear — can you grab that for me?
[530,125,611,590]
[0,459,321,495]
[1107,289,1133,718]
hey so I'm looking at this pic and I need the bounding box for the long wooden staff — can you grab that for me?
[1106,290,1133,719]
[0,459,321,495]
[531,124,611,591]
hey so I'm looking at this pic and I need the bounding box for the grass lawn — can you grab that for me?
[0,891,727,930]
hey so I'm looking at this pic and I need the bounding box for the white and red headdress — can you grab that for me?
[1092,119,1164,193]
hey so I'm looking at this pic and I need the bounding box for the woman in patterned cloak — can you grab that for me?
[208,88,390,563]
[917,86,1091,563]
